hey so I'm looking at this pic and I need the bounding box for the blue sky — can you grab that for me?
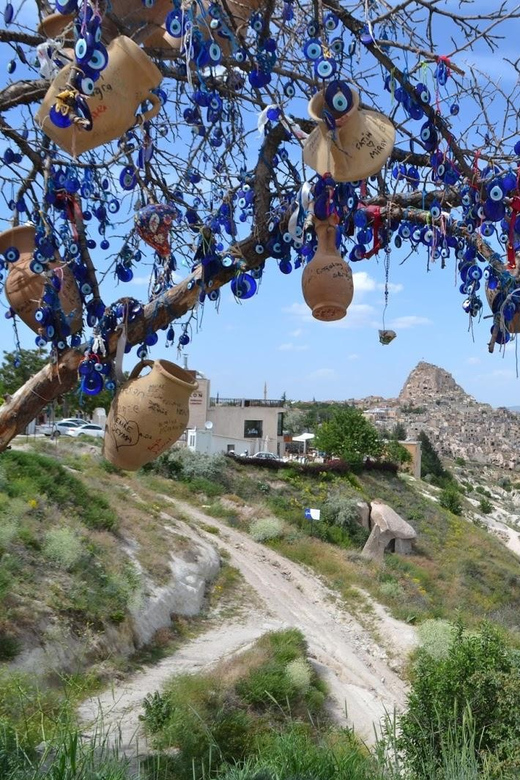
[1,2,520,407]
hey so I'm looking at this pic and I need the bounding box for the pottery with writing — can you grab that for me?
[36,36,162,156]
[302,218,354,321]
[103,359,198,471]
[0,225,82,334]
[303,85,395,182]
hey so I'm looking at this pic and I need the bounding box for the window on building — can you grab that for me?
[244,420,263,438]
[227,444,236,453]
[188,431,196,448]
[277,412,284,437]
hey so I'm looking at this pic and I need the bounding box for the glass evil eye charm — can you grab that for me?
[119,165,137,190]
[324,80,354,118]
[231,273,257,299]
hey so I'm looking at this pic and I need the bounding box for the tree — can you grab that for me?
[418,431,447,481]
[391,422,407,441]
[0,349,47,399]
[314,406,382,465]
[0,2,520,449]
[383,439,412,467]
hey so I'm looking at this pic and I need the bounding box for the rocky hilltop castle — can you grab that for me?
[358,361,520,470]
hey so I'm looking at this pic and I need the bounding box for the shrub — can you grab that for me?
[285,659,311,694]
[383,440,412,466]
[417,619,455,660]
[320,494,368,547]
[479,498,493,514]
[398,623,520,775]
[0,521,17,549]
[43,527,83,570]
[439,486,463,515]
[250,517,284,542]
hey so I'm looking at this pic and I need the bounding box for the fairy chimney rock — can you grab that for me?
[362,501,416,562]
[398,361,469,406]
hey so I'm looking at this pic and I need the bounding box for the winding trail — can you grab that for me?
[79,497,416,757]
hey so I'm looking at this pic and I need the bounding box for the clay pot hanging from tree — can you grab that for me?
[303,81,395,183]
[0,225,82,334]
[302,216,354,321]
[36,36,163,156]
[103,359,198,471]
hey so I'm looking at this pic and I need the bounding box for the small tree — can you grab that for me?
[383,440,412,467]
[391,422,407,441]
[418,431,448,481]
[440,485,463,516]
[314,407,382,467]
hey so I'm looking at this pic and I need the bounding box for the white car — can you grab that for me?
[45,419,85,436]
[67,423,105,439]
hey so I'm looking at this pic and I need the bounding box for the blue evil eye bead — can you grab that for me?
[487,180,504,201]
[166,9,184,36]
[35,336,47,348]
[87,44,109,71]
[430,200,442,219]
[484,199,505,222]
[315,58,337,79]
[35,307,51,324]
[324,80,353,115]
[420,121,438,151]
[329,38,343,56]
[415,82,430,104]
[450,103,459,116]
[349,244,365,262]
[56,0,77,12]
[394,235,402,248]
[4,246,19,262]
[481,221,495,237]
[153,88,167,106]
[514,140,520,156]
[75,36,93,64]
[30,259,45,274]
[398,222,411,239]
[49,105,72,128]
[467,265,482,281]
[250,12,264,32]
[307,21,318,36]
[279,260,292,274]
[360,24,374,45]
[303,39,322,61]
[434,60,449,85]
[7,59,16,74]
[493,327,510,345]
[142,0,155,6]
[324,11,338,30]
[248,69,270,88]
[145,332,159,346]
[208,42,222,64]
[207,289,220,302]
[179,332,190,346]
[119,166,137,190]
[231,273,257,299]
[82,372,104,395]
[100,239,109,250]
[421,227,434,246]
[4,3,14,24]
[116,264,133,282]
[234,48,247,63]
[108,199,120,214]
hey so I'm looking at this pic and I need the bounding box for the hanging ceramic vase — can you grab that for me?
[103,359,198,471]
[0,225,82,334]
[37,12,76,42]
[302,217,354,321]
[36,35,163,156]
[303,81,395,182]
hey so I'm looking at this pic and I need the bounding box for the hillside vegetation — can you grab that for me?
[3,439,520,777]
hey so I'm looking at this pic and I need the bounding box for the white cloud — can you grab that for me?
[290,328,303,337]
[278,342,309,352]
[347,353,359,360]
[307,368,337,380]
[352,271,376,293]
[387,315,432,329]
[377,282,403,294]
[466,357,481,365]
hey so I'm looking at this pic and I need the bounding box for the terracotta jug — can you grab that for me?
[301,218,354,321]
[0,225,82,334]
[36,36,163,156]
[103,359,198,471]
[37,12,76,41]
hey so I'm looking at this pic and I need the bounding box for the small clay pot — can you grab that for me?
[0,225,82,334]
[36,35,163,156]
[302,218,354,321]
[103,359,198,471]
[37,12,76,42]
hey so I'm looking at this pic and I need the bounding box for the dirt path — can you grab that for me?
[80,497,416,755]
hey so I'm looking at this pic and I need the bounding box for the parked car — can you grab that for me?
[44,419,84,436]
[67,423,105,439]
[252,451,281,460]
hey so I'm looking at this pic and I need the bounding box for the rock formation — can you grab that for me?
[362,501,417,562]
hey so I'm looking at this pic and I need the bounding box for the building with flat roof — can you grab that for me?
[184,369,285,456]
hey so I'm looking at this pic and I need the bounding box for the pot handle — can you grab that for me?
[137,91,162,125]
[129,359,154,380]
